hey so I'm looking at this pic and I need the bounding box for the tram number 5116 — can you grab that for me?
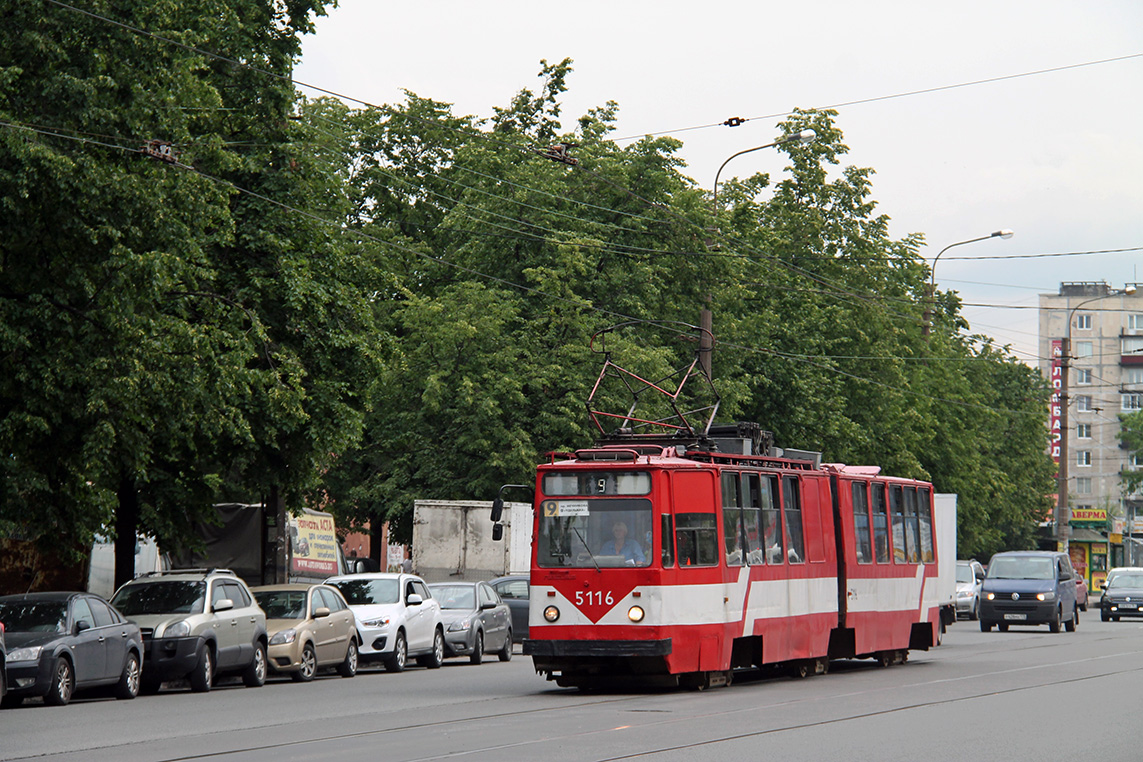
[575,591,614,606]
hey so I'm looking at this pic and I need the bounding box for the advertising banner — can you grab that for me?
[290,511,339,576]
[1050,339,1063,463]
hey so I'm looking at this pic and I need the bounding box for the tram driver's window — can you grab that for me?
[722,473,744,567]
[781,476,805,564]
[871,483,890,563]
[852,482,872,564]
[675,513,718,567]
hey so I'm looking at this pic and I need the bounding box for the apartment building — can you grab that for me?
[1039,282,1143,580]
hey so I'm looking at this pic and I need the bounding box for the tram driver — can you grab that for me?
[599,520,646,565]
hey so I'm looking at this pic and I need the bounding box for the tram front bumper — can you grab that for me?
[523,638,671,657]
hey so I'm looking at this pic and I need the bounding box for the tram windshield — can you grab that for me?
[537,498,653,568]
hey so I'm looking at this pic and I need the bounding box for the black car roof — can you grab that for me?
[0,591,86,602]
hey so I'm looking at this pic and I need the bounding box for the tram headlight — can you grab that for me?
[543,605,560,622]
[627,606,645,623]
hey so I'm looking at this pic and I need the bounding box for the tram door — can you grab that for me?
[668,469,726,672]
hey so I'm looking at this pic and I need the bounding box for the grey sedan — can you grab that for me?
[427,582,512,664]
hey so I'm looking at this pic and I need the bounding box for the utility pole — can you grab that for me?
[1057,336,1071,552]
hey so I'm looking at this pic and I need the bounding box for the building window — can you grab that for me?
[1129,454,1143,470]
[1076,423,1092,439]
[1077,451,1092,467]
[1123,336,1143,356]
[1076,395,1093,412]
[1126,368,1143,385]
[1075,341,1094,358]
[1076,313,1092,330]
[1076,368,1092,385]
[1124,394,1143,412]
[1075,477,1093,494]
[1129,313,1143,331]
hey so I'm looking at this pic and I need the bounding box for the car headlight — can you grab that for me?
[627,606,645,623]
[8,646,42,662]
[986,593,995,601]
[269,628,297,645]
[957,590,971,598]
[447,619,471,632]
[164,620,191,638]
[360,617,390,628]
[543,605,560,622]
[1037,592,1056,602]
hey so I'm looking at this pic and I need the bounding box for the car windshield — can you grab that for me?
[430,585,476,610]
[0,600,69,633]
[1109,574,1143,589]
[254,591,308,619]
[987,556,1055,580]
[331,579,400,606]
[111,581,206,615]
[956,566,975,583]
[537,497,653,568]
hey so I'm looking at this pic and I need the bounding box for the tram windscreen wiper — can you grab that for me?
[573,527,601,573]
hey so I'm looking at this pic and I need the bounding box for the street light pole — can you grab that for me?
[702,129,816,378]
[1057,285,1137,553]
[923,230,1014,337]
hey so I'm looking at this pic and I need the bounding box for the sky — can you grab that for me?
[295,1,1143,364]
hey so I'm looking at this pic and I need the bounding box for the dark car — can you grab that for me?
[1,617,6,701]
[489,575,529,642]
[1099,570,1143,621]
[0,592,144,707]
[428,582,513,664]
[978,551,1079,633]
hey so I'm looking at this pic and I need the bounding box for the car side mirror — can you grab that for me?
[406,594,423,606]
[213,598,234,612]
[74,620,90,634]
[492,523,504,541]
[313,606,330,619]
[490,497,504,523]
[480,601,496,610]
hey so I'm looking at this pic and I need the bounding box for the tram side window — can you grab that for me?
[722,473,744,567]
[852,482,873,564]
[782,476,805,564]
[889,484,907,563]
[676,513,718,567]
[918,487,934,563]
[742,473,765,564]
[760,475,783,564]
[871,483,890,563]
[903,487,920,563]
[661,514,675,567]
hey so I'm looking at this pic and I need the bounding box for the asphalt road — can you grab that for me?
[3,616,1142,762]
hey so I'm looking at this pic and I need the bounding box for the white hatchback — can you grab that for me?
[324,573,444,672]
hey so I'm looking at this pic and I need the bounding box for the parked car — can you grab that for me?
[428,582,512,664]
[1,617,6,701]
[324,573,444,673]
[978,551,1079,633]
[110,569,267,693]
[955,560,985,620]
[1100,570,1143,621]
[489,575,529,642]
[1074,571,1088,611]
[251,584,358,681]
[1103,566,1143,591]
[0,592,144,707]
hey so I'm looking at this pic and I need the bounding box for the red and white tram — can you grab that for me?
[511,326,946,689]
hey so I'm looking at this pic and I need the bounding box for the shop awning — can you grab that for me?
[1069,527,1109,543]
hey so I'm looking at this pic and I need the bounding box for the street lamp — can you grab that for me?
[710,129,816,214]
[923,230,1014,337]
[702,129,816,378]
[1057,285,1138,553]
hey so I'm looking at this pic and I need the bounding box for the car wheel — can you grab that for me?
[469,631,484,665]
[969,600,979,621]
[1079,599,1087,612]
[337,639,358,678]
[998,623,1009,632]
[243,642,267,687]
[190,644,213,692]
[980,620,993,632]
[426,628,445,669]
[1065,605,1077,632]
[114,652,141,700]
[384,631,407,673]
[1049,606,1061,633]
[293,643,317,682]
[2,694,24,709]
[1101,609,1110,622]
[1113,615,1121,622]
[45,657,75,706]
[498,631,513,662]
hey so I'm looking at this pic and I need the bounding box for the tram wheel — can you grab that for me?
[876,652,892,668]
[791,661,810,679]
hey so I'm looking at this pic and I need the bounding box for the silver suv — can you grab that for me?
[110,569,268,693]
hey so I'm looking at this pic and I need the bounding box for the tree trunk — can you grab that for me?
[114,476,139,591]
